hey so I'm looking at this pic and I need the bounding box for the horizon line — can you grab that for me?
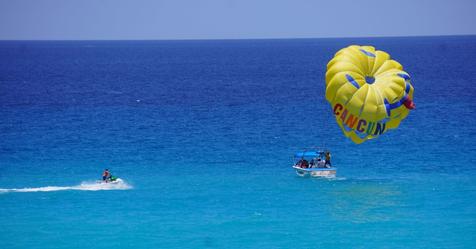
[0,34,475,42]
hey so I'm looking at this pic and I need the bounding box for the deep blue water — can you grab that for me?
[1,36,476,248]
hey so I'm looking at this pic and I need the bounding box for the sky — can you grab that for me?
[0,0,475,40]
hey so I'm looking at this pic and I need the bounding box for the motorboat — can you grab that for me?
[292,150,336,177]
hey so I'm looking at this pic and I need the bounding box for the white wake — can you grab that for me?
[0,178,132,193]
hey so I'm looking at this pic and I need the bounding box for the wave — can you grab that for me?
[0,178,132,193]
[328,176,347,181]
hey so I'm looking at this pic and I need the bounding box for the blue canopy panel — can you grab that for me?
[294,151,324,158]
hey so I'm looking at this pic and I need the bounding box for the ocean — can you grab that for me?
[1,36,475,248]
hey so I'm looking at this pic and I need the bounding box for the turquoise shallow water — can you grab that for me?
[1,36,476,248]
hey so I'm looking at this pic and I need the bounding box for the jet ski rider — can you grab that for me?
[102,169,111,182]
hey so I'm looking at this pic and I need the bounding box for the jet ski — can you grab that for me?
[98,176,123,184]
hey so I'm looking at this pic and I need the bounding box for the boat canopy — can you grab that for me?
[294,151,324,158]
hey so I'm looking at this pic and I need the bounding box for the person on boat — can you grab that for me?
[102,169,111,182]
[325,151,332,167]
[309,158,316,168]
[317,158,326,168]
[297,158,309,168]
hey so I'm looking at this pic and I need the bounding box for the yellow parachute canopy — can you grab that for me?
[325,45,415,144]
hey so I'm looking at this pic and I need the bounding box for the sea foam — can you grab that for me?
[0,178,132,193]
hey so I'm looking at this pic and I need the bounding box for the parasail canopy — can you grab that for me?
[325,45,415,144]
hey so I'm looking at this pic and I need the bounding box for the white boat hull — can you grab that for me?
[292,166,336,177]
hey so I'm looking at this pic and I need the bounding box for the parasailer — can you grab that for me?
[325,45,415,144]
